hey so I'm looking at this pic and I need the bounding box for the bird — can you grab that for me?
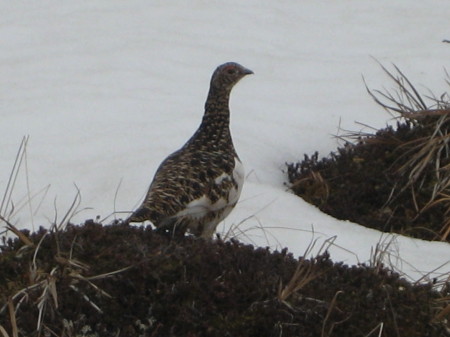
[125,62,253,238]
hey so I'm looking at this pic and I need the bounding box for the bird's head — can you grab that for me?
[210,62,254,92]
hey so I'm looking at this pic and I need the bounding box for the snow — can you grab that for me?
[0,1,449,282]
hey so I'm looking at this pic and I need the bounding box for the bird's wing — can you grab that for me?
[143,150,243,221]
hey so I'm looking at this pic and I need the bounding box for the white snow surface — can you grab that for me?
[1,1,449,282]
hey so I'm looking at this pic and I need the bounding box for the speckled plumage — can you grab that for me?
[126,62,253,238]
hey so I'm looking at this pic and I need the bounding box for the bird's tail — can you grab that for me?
[124,207,152,224]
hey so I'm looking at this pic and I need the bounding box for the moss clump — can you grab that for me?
[288,65,450,242]
[287,116,450,242]
[0,222,448,336]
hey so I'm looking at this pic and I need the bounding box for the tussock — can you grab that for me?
[0,222,448,336]
[288,64,450,242]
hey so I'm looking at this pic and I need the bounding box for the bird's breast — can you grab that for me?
[175,157,244,219]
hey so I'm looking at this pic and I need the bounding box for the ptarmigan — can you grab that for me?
[125,62,253,238]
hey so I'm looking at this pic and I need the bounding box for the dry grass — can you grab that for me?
[364,64,450,329]
[290,170,330,206]
[363,63,450,241]
[0,223,132,336]
[368,235,400,274]
[0,136,29,226]
[0,141,131,336]
[278,238,333,302]
[1,223,448,336]
[278,254,321,302]
[0,300,18,337]
[317,64,450,241]
[430,273,450,332]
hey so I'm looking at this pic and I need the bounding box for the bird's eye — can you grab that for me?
[227,68,236,75]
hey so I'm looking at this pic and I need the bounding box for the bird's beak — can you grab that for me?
[243,68,254,75]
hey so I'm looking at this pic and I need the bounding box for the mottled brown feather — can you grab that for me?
[126,62,253,238]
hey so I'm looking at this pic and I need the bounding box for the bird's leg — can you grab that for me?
[171,218,189,239]
[154,217,188,240]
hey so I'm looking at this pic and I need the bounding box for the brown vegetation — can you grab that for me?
[0,222,448,336]
[288,65,450,242]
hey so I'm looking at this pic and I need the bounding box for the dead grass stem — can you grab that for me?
[362,63,450,241]
[278,237,332,302]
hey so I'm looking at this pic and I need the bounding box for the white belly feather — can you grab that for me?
[175,157,244,237]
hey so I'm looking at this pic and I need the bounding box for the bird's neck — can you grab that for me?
[204,86,231,115]
[186,111,233,153]
[185,85,234,151]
